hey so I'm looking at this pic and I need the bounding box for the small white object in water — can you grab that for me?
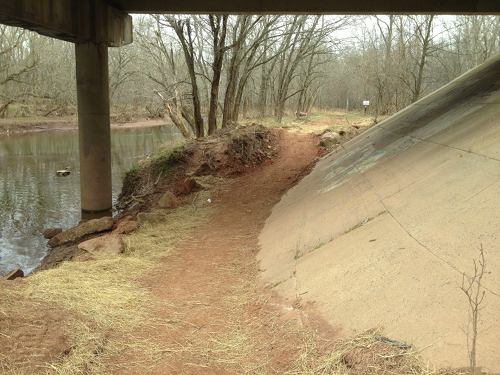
[56,168,71,177]
[207,198,212,203]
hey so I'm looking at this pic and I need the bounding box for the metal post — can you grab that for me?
[75,42,112,220]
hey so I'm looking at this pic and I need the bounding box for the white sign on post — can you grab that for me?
[363,100,370,106]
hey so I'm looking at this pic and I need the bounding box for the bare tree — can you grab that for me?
[269,16,348,122]
[1,15,499,127]
[109,46,136,99]
[163,16,205,137]
[460,245,488,375]
[401,15,436,102]
[222,16,254,127]
[222,16,283,126]
[272,16,314,122]
[136,16,195,137]
[0,25,38,116]
[206,15,229,135]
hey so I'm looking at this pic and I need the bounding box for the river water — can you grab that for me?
[0,125,181,276]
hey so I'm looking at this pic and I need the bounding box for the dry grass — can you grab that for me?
[288,330,427,375]
[284,326,471,375]
[27,257,151,325]
[248,109,374,135]
[1,169,466,375]
[0,195,213,375]
[1,198,467,375]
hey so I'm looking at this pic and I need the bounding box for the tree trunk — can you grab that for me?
[168,18,205,137]
[412,16,434,102]
[164,102,191,138]
[0,100,14,118]
[208,15,228,135]
[222,17,249,128]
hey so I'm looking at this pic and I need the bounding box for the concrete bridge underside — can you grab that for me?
[0,0,499,219]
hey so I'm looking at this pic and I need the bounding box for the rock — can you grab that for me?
[35,244,82,271]
[158,191,179,209]
[73,252,95,262]
[137,210,166,225]
[173,177,201,195]
[114,219,139,234]
[321,131,340,141]
[56,169,71,177]
[48,216,114,247]
[78,234,124,256]
[320,131,341,148]
[42,228,62,239]
[5,268,24,280]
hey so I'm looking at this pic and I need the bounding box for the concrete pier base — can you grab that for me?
[75,42,112,220]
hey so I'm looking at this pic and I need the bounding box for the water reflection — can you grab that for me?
[0,125,181,275]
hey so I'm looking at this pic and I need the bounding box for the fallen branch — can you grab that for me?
[0,99,14,118]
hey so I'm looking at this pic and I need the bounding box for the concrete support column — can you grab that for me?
[75,42,112,219]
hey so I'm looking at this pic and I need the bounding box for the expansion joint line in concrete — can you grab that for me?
[293,243,301,304]
[338,143,500,299]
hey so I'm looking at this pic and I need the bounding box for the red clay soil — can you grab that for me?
[106,131,331,374]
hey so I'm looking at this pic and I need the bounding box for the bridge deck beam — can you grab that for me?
[0,0,132,46]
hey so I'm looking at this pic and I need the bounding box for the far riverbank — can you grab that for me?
[0,117,170,136]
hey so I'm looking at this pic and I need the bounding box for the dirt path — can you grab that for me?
[106,131,327,374]
[1,129,451,374]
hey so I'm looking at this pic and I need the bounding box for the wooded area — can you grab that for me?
[0,15,498,136]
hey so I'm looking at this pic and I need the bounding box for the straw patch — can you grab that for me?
[0,200,211,375]
[286,329,467,375]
